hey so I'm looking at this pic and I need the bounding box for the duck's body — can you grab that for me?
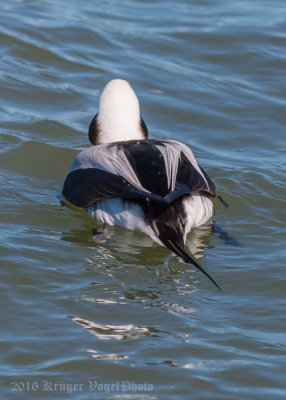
[62,79,220,290]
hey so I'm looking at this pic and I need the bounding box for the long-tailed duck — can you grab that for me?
[62,79,221,290]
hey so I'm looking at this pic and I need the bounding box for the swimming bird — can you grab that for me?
[62,79,220,290]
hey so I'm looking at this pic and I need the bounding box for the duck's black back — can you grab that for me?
[116,141,169,196]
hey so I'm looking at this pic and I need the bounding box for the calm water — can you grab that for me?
[0,0,285,399]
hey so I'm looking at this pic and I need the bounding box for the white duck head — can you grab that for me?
[88,79,148,145]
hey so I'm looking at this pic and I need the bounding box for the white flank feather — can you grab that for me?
[88,198,160,244]
[183,192,213,240]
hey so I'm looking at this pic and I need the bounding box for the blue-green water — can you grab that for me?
[0,1,285,399]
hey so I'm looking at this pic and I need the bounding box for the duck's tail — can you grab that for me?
[157,225,221,291]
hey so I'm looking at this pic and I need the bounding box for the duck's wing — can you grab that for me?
[62,139,216,208]
[158,139,216,196]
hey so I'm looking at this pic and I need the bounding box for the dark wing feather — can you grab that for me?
[176,160,216,197]
[62,168,194,208]
[63,168,122,207]
[198,165,216,196]
[62,168,150,208]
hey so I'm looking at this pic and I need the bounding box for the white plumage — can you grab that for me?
[97,79,142,143]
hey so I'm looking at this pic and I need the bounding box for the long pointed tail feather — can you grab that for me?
[165,239,221,291]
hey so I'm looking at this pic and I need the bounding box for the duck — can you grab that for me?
[62,79,221,290]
